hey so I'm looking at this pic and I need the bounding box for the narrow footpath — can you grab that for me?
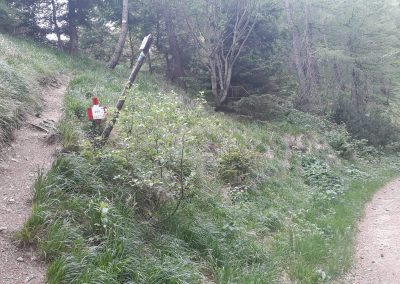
[0,78,66,284]
[345,178,400,284]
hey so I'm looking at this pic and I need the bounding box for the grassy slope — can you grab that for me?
[1,34,399,283]
[0,34,69,147]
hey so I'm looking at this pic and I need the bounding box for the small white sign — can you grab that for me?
[92,105,106,120]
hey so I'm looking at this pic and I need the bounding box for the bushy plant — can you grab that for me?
[218,148,252,184]
[332,99,400,147]
[301,155,344,200]
[327,125,354,159]
[233,94,288,120]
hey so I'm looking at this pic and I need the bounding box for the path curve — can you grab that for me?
[345,178,400,284]
[0,78,66,284]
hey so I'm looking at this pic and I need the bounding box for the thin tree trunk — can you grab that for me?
[128,26,135,68]
[164,8,185,87]
[50,0,62,50]
[284,0,306,99]
[351,68,362,114]
[219,65,233,105]
[107,0,129,69]
[148,52,153,74]
[303,3,320,108]
[209,62,219,104]
[67,0,78,54]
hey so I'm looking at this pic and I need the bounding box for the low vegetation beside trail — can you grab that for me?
[0,35,397,283]
[2,0,400,282]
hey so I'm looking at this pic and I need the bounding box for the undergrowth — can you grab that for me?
[2,34,400,283]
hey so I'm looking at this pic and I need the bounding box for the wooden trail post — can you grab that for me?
[101,34,154,144]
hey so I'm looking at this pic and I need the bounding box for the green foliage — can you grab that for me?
[233,94,289,120]
[3,32,400,284]
[0,34,78,149]
[0,0,18,32]
[332,99,400,147]
[58,120,81,152]
[301,155,344,200]
[218,148,252,184]
[0,39,38,147]
[327,125,355,159]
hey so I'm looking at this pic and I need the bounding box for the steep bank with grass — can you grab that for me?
[0,35,62,148]
[1,34,400,283]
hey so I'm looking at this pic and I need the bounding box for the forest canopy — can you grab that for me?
[2,0,400,146]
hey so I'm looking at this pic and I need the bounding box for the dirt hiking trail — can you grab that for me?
[0,78,67,284]
[344,178,400,284]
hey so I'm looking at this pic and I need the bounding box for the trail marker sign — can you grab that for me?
[87,97,107,122]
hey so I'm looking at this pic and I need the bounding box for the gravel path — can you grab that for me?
[344,178,400,284]
[0,79,66,284]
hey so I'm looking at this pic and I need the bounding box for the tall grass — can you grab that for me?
[3,34,400,283]
[0,34,64,148]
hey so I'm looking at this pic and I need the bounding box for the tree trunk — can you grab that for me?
[50,0,62,50]
[164,8,185,87]
[284,0,306,100]
[351,68,363,114]
[107,0,129,69]
[303,3,320,108]
[148,52,153,74]
[67,0,78,54]
[285,0,320,112]
[209,62,219,104]
[219,63,233,106]
[128,26,135,68]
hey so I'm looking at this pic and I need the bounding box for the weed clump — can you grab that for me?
[218,148,252,184]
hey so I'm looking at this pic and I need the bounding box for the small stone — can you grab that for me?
[0,227,7,232]
[8,198,15,204]
[17,257,24,262]
[367,268,372,271]
[25,275,36,283]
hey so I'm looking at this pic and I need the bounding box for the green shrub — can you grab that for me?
[301,155,344,200]
[327,125,354,159]
[218,148,252,184]
[233,94,288,120]
[332,99,399,147]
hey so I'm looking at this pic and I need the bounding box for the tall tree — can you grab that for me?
[107,0,129,69]
[64,0,96,53]
[284,0,320,112]
[162,1,186,86]
[67,0,78,53]
[185,0,261,107]
[50,0,62,50]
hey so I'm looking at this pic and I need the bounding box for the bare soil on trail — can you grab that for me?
[0,78,67,284]
[344,178,400,284]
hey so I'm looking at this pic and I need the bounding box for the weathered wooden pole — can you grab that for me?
[101,34,153,144]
